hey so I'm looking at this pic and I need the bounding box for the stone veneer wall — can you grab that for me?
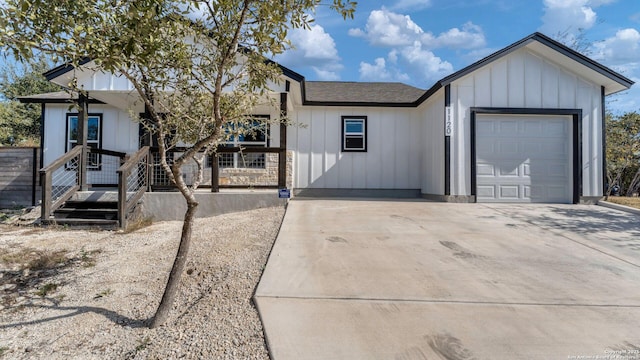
[179,150,293,189]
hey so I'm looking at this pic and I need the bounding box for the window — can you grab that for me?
[66,113,102,170]
[342,116,367,152]
[219,116,269,169]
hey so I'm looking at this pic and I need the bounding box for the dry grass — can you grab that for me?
[605,196,640,209]
[1,247,102,308]
[0,248,69,271]
[122,217,154,234]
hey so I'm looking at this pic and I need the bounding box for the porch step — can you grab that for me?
[45,217,119,229]
[54,208,118,220]
[62,199,118,210]
[50,190,121,228]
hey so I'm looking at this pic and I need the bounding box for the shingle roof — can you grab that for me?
[304,81,425,106]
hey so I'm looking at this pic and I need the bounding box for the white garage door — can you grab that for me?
[476,114,572,203]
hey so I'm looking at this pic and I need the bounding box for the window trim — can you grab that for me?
[65,113,103,171]
[341,116,367,152]
[218,115,270,169]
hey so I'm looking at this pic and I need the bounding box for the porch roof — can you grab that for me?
[17,91,105,104]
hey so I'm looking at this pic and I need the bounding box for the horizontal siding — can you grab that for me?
[0,147,40,207]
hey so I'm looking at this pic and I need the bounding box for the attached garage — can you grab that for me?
[429,32,634,204]
[472,111,580,203]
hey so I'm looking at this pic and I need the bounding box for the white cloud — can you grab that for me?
[539,0,614,37]
[313,68,341,81]
[349,9,425,47]
[359,58,394,81]
[593,28,640,65]
[276,24,343,80]
[430,22,486,49]
[350,8,478,84]
[358,42,452,83]
[400,42,453,80]
[350,9,485,51]
[590,28,640,113]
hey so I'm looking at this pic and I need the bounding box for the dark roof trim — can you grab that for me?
[43,58,92,81]
[42,32,633,108]
[17,91,106,104]
[44,54,306,84]
[302,100,418,108]
[20,98,105,104]
[437,32,634,89]
[303,32,633,107]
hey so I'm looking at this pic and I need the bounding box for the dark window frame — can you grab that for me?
[341,116,368,152]
[65,113,103,171]
[216,114,271,169]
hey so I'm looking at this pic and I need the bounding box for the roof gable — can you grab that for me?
[432,32,633,96]
[38,32,633,107]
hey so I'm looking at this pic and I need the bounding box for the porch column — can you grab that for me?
[211,153,219,192]
[77,92,89,191]
[141,102,153,147]
[278,92,288,189]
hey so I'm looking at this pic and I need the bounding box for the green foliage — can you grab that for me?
[0,0,356,326]
[0,57,60,145]
[0,0,356,160]
[606,111,640,196]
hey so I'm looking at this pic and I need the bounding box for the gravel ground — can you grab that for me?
[0,206,285,359]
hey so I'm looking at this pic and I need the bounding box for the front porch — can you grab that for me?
[40,145,291,229]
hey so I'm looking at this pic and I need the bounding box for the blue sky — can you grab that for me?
[275,0,640,114]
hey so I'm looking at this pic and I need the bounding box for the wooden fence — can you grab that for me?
[0,147,41,208]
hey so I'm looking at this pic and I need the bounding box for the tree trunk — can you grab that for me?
[149,198,198,328]
[626,169,640,197]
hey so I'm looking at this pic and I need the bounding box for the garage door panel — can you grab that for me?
[499,141,518,153]
[499,121,518,133]
[499,166,520,176]
[477,164,495,176]
[499,185,520,199]
[548,164,569,177]
[476,121,496,135]
[546,120,568,135]
[477,185,496,198]
[524,121,543,134]
[476,115,572,204]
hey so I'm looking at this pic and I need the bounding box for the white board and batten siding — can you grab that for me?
[418,89,445,196]
[43,104,139,166]
[447,47,604,199]
[288,106,422,190]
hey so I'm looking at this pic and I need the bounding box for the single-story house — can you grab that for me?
[21,32,634,205]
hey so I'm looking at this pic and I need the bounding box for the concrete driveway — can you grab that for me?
[254,199,640,360]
